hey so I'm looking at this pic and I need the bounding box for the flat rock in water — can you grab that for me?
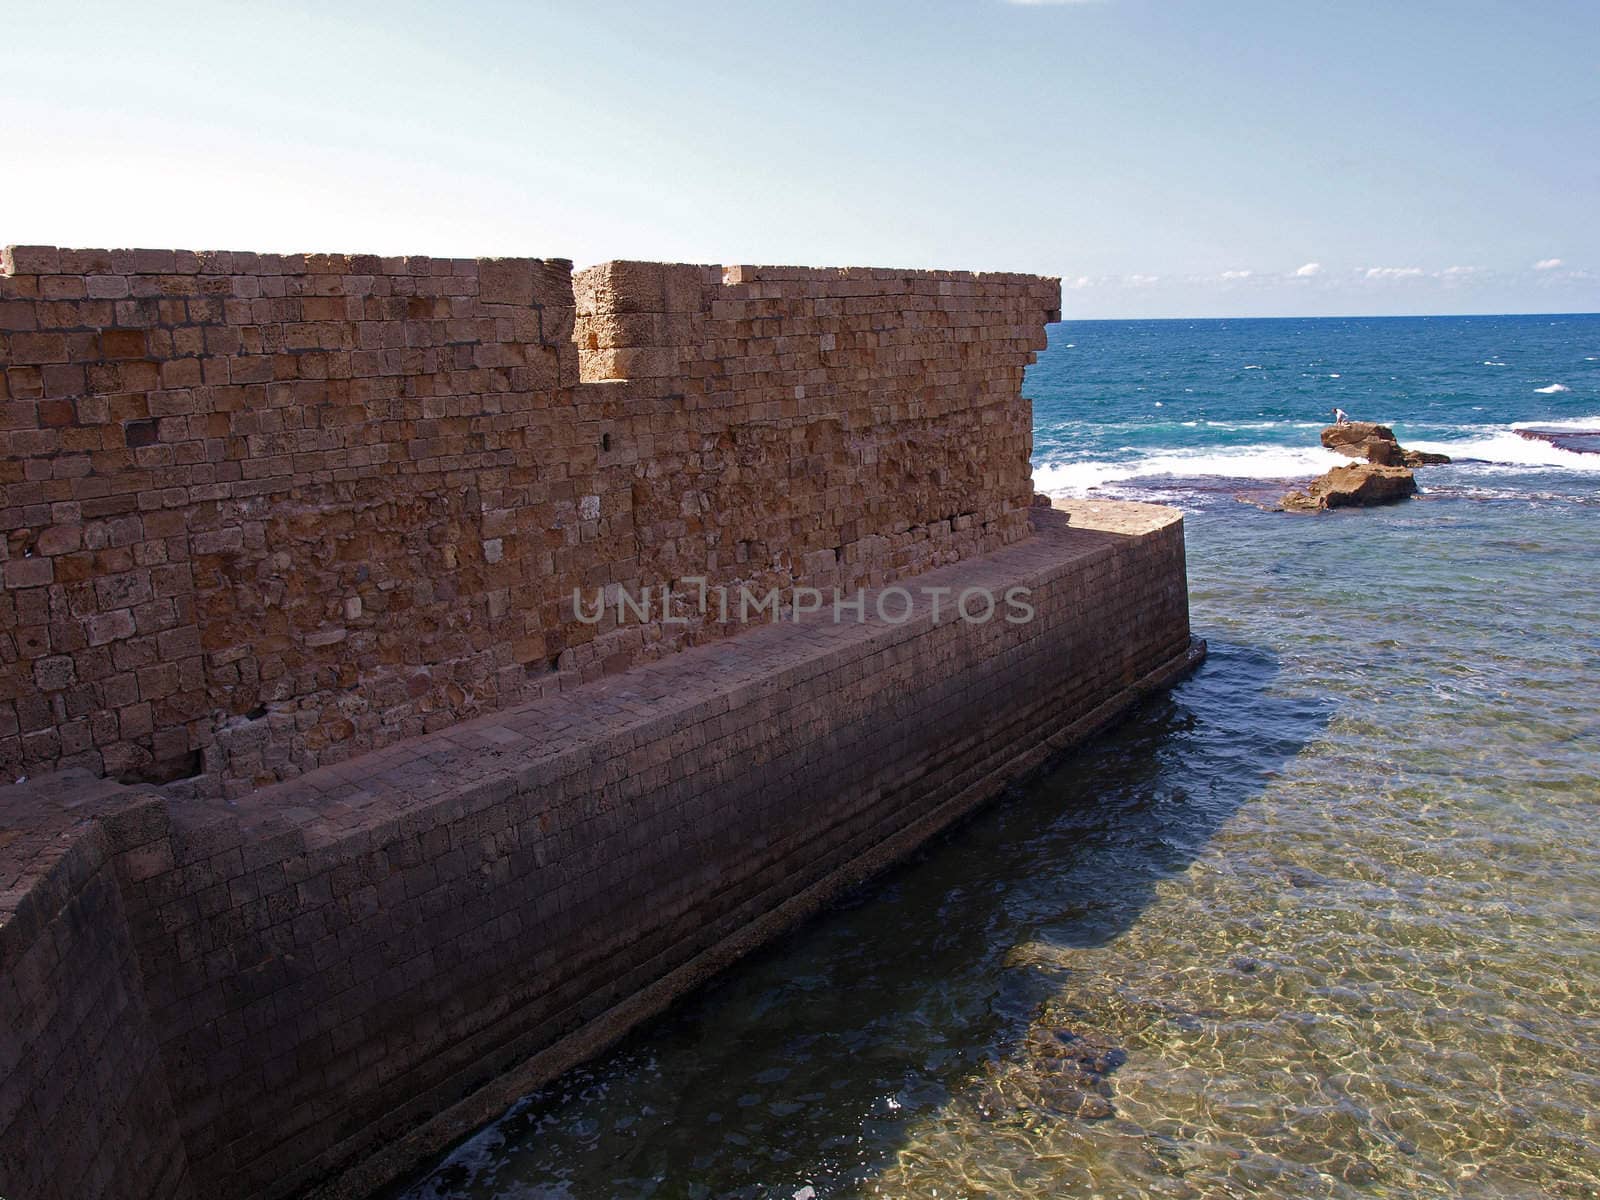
[1517,427,1600,455]
[1282,463,1418,512]
[1402,448,1452,467]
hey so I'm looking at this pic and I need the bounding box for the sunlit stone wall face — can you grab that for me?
[0,246,1058,795]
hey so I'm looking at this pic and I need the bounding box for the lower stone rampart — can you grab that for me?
[0,500,1199,1200]
[0,776,192,1200]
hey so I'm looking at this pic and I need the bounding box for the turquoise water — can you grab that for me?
[393,315,1600,1199]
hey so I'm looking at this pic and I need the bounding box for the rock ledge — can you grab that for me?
[1282,462,1419,512]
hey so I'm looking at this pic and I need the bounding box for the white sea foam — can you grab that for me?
[1405,431,1600,472]
[1483,360,1508,367]
[1035,420,1600,497]
[1534,383,1571,394]
[1202,420,1324,431]
[1510,414,1600,431]
[1033,444,1348,493]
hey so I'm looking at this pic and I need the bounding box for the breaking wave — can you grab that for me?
[1405,430,1600,471]
[1510,414,1600,431]
[1032,444,1347,493]
[1034,420,1600,497]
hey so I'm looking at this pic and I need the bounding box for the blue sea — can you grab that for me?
[394,315,1600,1200]
[1030,314,1600,504]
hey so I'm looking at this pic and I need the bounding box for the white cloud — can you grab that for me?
[1535,265,1593,282]
[1439,265,1482,278]
[1293,262,1322,277]
[1220,269,1253,280]
[1533,258,1563,270]
[1064,275,1095,289]
[1126,274,1161,286]
[1363,266,1425,280]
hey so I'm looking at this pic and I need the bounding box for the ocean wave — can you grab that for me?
[1035,419,1325,437]
[1034,424,1600,497]
[1510,414,1600,431]
[1425,484,1600,504]
[1534,383,1571,394]
[1033,444,1347,493]
[1203,420,1325,431]
[1402,431,1600,472]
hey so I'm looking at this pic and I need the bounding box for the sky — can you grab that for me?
[3,0,1596,319]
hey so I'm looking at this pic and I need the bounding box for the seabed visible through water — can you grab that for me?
[396,316,1600,1200]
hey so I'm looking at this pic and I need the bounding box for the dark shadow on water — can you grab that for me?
[394,640,1332,1200]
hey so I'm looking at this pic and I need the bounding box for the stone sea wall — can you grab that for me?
[1,501,1197,1200]
[0,245,1202,1200]
[0,247,1057,795]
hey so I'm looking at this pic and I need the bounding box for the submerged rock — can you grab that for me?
[1281,463,1419,512]
[975,1025,1126,1123]
[1402,448,1451,467]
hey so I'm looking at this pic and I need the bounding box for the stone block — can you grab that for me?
[476,258,535,307]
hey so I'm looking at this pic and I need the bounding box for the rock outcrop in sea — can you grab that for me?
[1280,422,1447,512]
[1321,421,1451,468]
[1281,462,1419,511]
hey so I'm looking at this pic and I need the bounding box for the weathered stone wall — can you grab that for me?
[572,261,1047,617]
[0,775,192,1200]
[0,502,1198,1200]
[0,247,1056,796]
[0,245,1200,1200]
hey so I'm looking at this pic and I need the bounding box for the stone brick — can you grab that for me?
[86,274,132,300]
[477,258,534,306]
[32,654,76,691]
[100,328,148,359]
[87,609,138,646]
[4,557,53,589]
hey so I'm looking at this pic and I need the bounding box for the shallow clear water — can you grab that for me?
[394,316,1600,1200]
